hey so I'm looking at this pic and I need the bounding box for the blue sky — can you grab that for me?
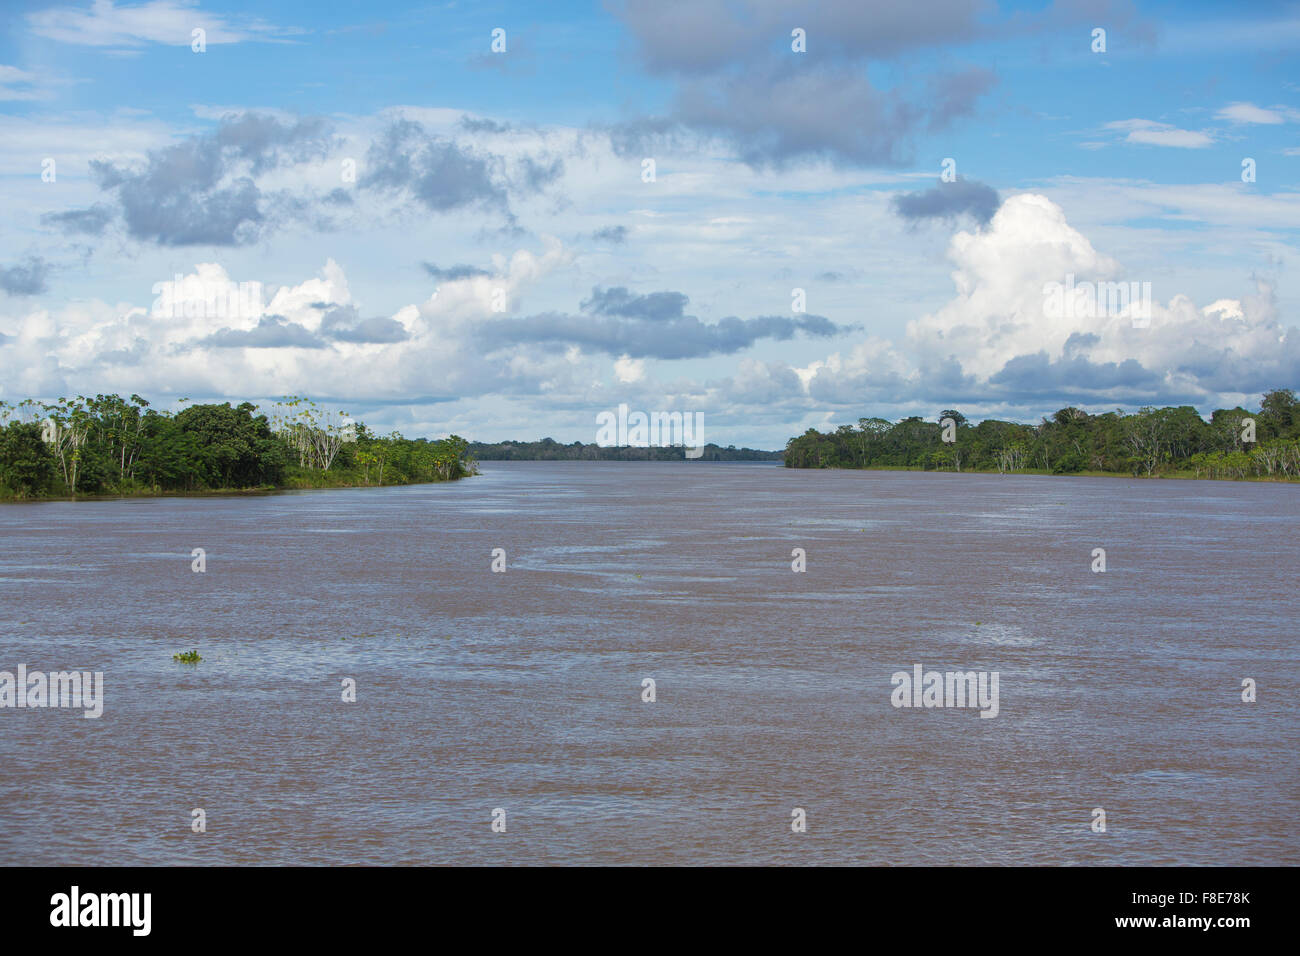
[1,0,1298,447]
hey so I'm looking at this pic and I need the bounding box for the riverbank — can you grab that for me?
[0,465,475,503]
[781,463,1300,482]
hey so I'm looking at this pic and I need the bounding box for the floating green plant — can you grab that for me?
[173,650,202,664]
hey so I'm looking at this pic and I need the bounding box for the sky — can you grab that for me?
[0,0,1297,448]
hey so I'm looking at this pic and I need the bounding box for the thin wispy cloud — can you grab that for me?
[1215,102,1298,125]
[0,65,49,101]
[1105,119,1214,148]
[28,0,301,48]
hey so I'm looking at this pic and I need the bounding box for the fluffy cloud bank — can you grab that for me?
[798,193,1298,411]
[1,193,1294,442]
[0,240,574,403]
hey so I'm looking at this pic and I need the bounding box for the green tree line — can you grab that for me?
[0,393,474,499]
[783,389,1300,480]
[469,438,781,461]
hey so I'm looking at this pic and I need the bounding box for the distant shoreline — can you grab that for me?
[467,439,781,462]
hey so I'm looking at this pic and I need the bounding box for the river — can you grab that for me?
[1,462,1296,864]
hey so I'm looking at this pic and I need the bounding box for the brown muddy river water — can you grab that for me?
[1,462,1296,864]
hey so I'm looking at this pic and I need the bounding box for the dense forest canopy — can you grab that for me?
[783,389,1300,479]
[0,393,473,499]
